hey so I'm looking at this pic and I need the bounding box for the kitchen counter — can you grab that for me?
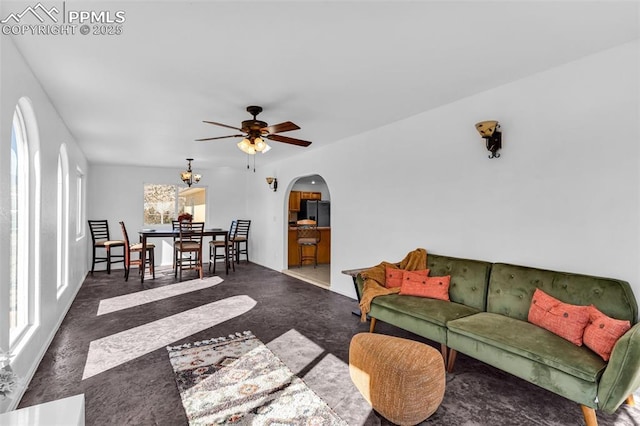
[288,226,331,230]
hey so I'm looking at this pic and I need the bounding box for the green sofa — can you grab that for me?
[354,253,640,426]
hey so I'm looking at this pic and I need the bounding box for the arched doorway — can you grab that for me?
[282,174,331,288]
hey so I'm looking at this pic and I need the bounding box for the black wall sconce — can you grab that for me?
[266,177,278,192]
[475,120,502,159]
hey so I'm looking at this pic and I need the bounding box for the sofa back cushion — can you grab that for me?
[426,254,492,311]
[487,263,637,323]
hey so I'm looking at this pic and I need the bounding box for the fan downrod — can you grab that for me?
[246,105,263,119]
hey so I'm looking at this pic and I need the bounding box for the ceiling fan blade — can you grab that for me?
[263,121,300,134]
[266,134,312,147]
[203,120,244,132]
[195,134,245,141]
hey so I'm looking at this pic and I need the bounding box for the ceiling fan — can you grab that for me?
[196,106,312,155]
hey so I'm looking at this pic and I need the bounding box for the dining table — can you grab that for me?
[138,227,229,283]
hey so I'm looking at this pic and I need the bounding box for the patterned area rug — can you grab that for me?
[166,331,347,425]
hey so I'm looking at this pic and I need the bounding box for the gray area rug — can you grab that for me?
[411,353,640,426]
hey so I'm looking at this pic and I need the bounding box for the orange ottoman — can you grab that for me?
[349,333,445,425]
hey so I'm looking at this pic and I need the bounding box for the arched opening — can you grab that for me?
[282,174,331,288]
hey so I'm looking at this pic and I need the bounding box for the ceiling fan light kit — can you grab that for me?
[197,105,312,157]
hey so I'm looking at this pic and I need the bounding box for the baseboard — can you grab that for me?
[7,273,86,411]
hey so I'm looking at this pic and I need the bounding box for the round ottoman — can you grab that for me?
[349,333,445,425]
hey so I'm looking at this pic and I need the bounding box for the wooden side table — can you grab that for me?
[342,267,369,317]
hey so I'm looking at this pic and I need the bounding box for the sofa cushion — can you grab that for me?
[385,267,428,289]
[400,274,450,301]
[528,288,591,346]
[372,294,480,327]
[447,312,606,382]
[487,263,637,323]
[426,254,492,311]
[583,305,631,361]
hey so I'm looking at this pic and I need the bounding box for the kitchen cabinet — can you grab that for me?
[288,227,331,266]
[289,191,321,212]
[289,191,302,211]
[301,191,321,200]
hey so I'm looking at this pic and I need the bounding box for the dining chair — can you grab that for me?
[175,221,205,280]
[296,220,321,268]
[88,220,125,274]
[209,220,237,274]
[232,219,251,264]
[171,220,182,271]
[119,221,155,282]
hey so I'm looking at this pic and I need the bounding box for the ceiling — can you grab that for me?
[3,1,638,170]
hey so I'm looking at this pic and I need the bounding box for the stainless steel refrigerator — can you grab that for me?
[300,200,330,227]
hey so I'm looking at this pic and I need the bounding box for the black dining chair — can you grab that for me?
[209,220,237,274]
[88,220,125,274]
[175,221,205,280]
[232,219,251,264]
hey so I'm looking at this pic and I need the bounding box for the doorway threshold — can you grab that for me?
[282,264,330,290]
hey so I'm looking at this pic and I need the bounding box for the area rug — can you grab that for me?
[83,295,256,380]
[166,331,347,425]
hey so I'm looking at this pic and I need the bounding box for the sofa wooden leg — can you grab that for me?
[446,349,457,373]
[580,405,598,426]
[440,344,448,364]
[369,317,377,333]
[626,395,635,406]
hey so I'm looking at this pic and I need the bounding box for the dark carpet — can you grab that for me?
[18,262,640,425]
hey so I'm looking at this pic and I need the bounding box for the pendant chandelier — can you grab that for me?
[180,158,201,187]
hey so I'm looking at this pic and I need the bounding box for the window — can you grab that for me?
[76,168,84,238]
[10,104,29,344]
[143,184,206,226]
[57,145,69,294]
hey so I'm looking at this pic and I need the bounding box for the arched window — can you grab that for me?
[9,97,40,348]
[10,104,29,344]
[57,145,69,295]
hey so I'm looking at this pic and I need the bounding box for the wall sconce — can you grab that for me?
[266,177,278,192]
[180,158,201,187]
[475,120,502,159]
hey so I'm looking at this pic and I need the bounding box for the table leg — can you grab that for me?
[224,232,229,275]
[140,235,147,284]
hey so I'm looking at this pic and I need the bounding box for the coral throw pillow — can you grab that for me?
[385,267,428,289]
[583,305,631,361]
[399,273,450,301]
[527,288,590,346]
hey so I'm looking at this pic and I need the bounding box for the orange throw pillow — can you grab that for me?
[527,288,590,346]
[385,267,428,288]
[583,305,631,361]
[399,273,450,301]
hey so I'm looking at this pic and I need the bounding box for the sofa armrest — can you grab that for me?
[597,322,640,413]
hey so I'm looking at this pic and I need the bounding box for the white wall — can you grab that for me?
[246,41,640,303]
[0,38,88,411]
[291,180,331,200]
[87,164,247,266]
